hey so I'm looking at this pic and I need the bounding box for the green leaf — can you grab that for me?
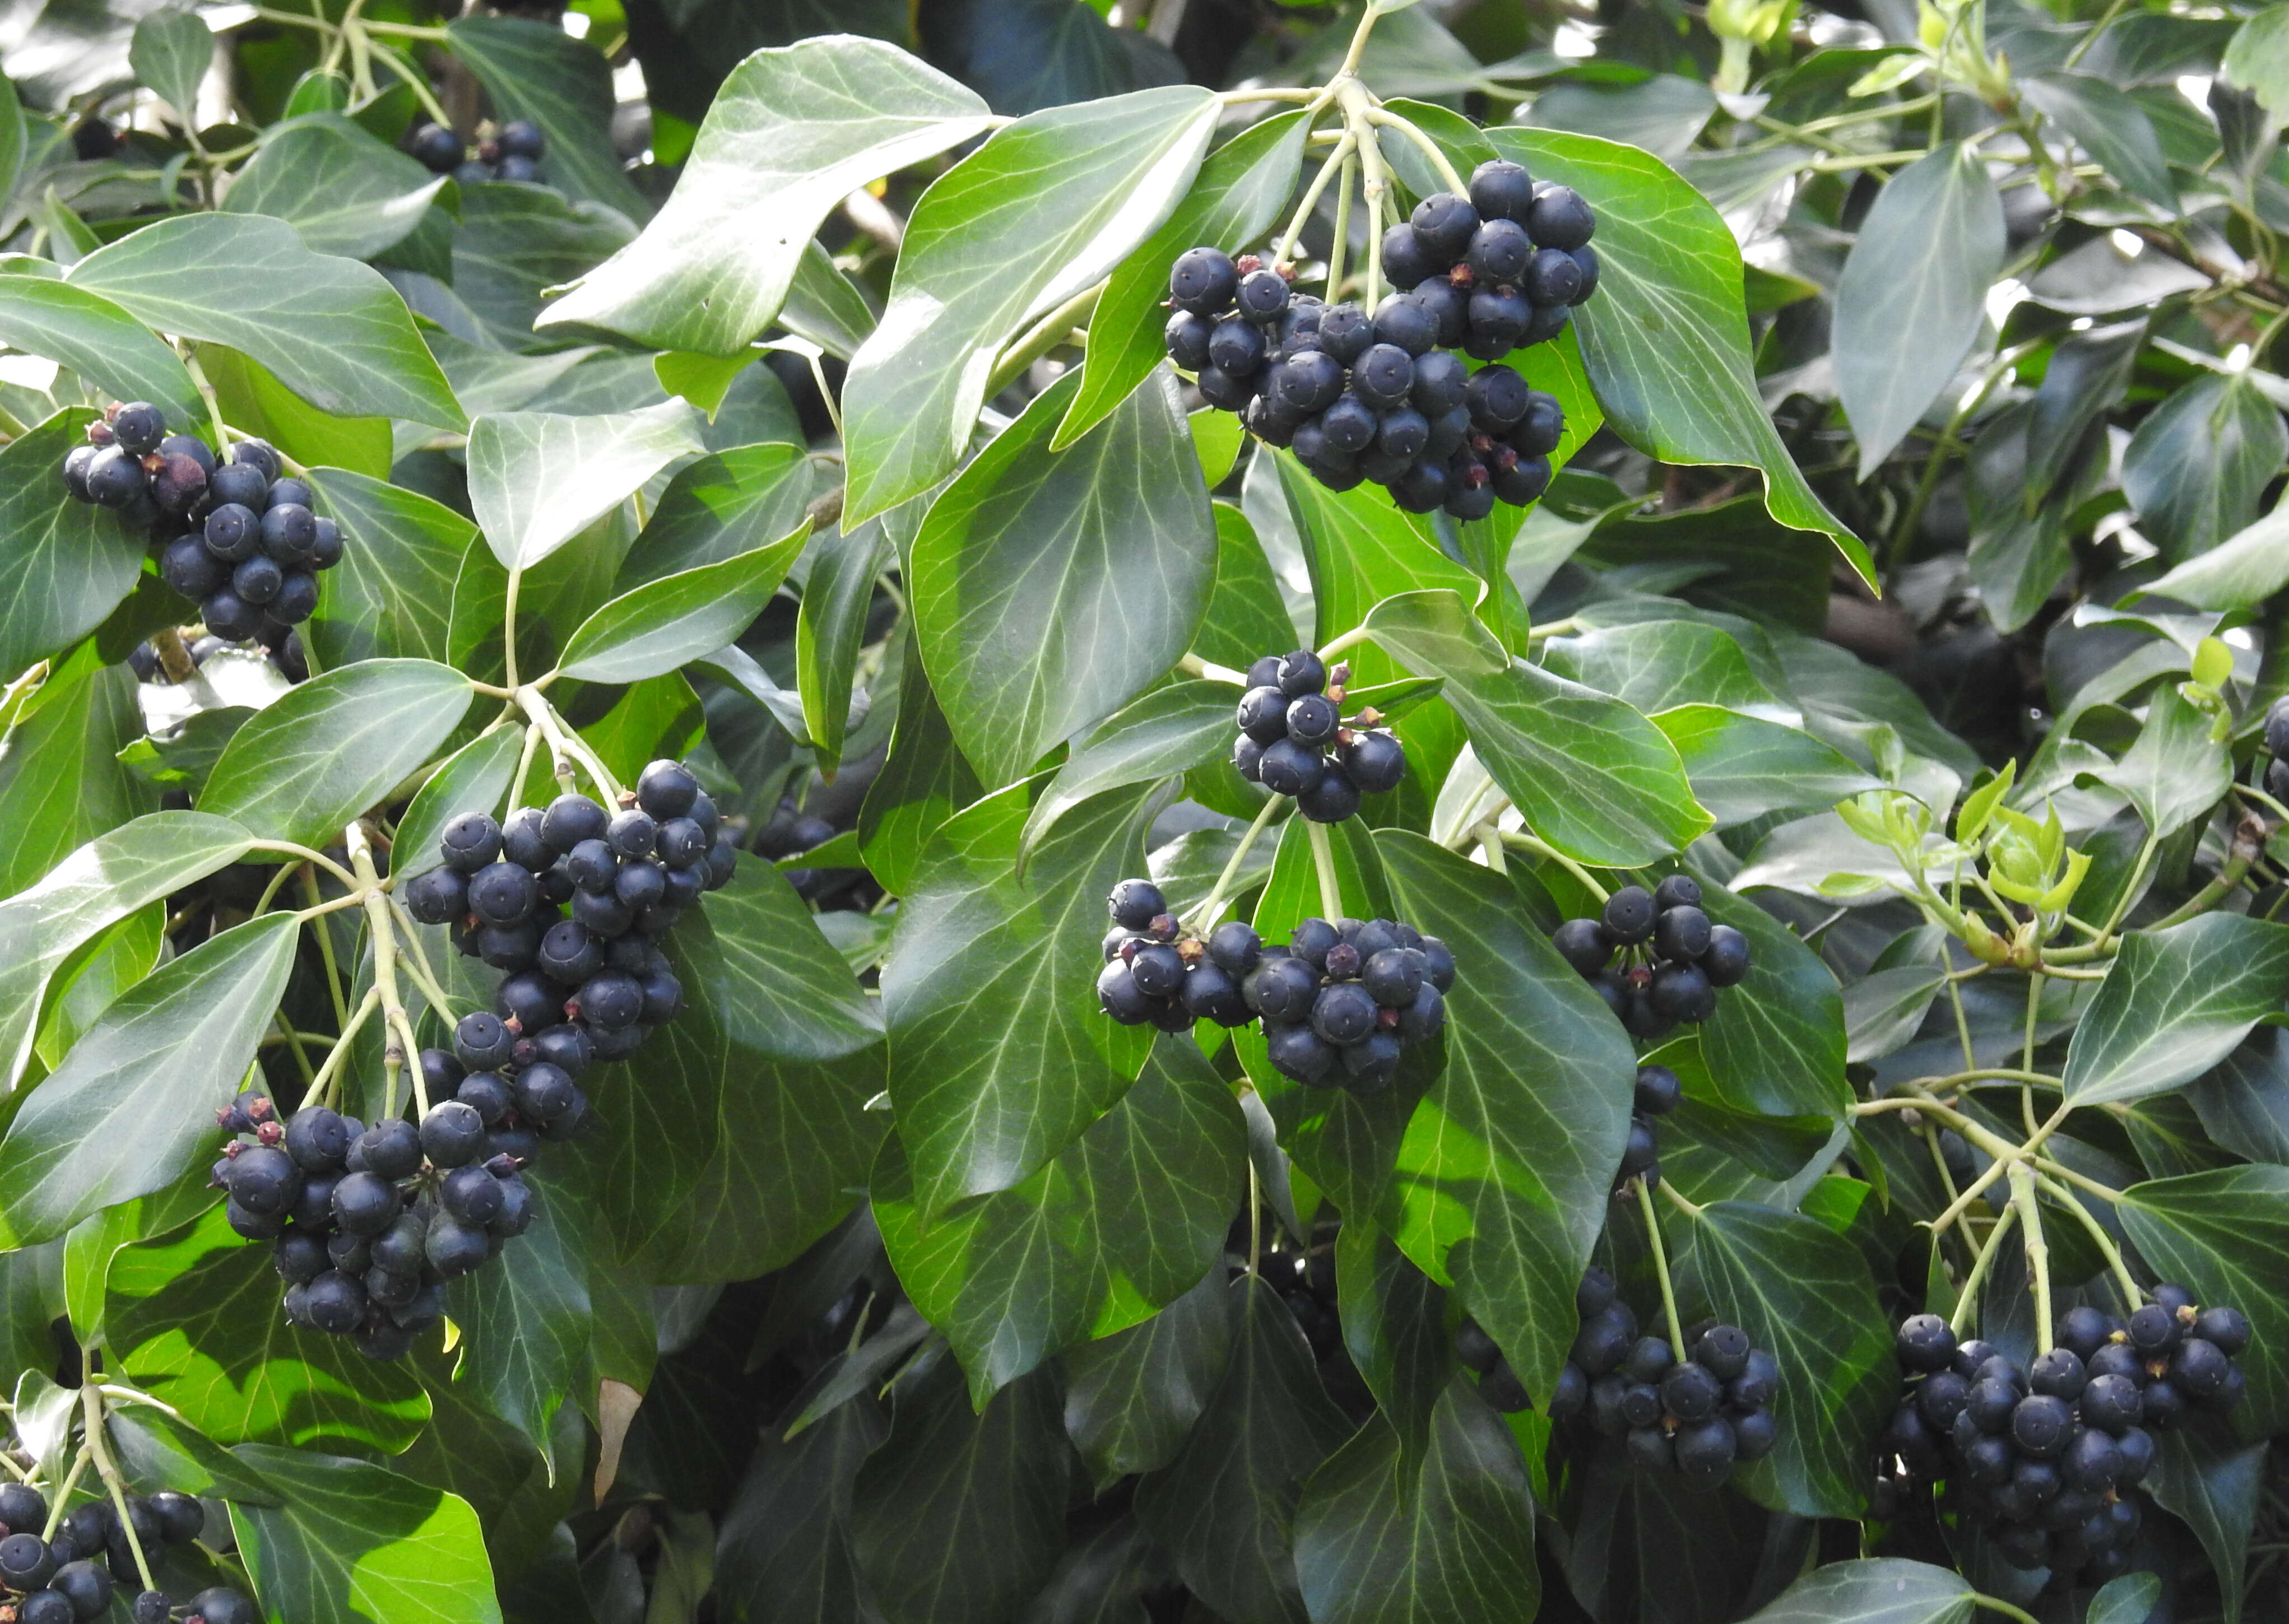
[2063,915,2289,1106]
[466,402,707,572]
[2152,1427,2265,1624]
[2087,1573,2163,1624]
[1539,619,1788,719]
[1331,1219,1450,1458]
[2121,373,2287,562]
[199,659,476,848]
[68,214,464,430]
[0,659,156,898]
[1365,590,1711,866]
[0,410,154,678]
[858,627,984,899]
[2117,1164,2289,1436]
[1735,1559,1974,1624]
[2021,76,2176,211]
[874,1034,1242,1402]
[0,80,24,208]
[1832,144,2006,477]
[848,1355,1070,1624]
[618,442,818,589]
[1292,1380,1539,1624]
[222,114,448,261]
[1020,680,1239,866]
[1696,877,1851,1119]
[231,1443,501,1624]
[0,914,298,1247]
[841,85,1219,523]
[883,779,1159,1218]
[1654,705,1880,826]
[540,37,988,354]
[1486,128,1872,587]
[586,867,883,1282]
[2095,683,2232,841]
[130,7,213,118]
[796,515,894,774]
[2137,497,2289,609]
[105,1403,283,1506]
[304,467,479,668]
[714,1395,885,1624]
[1844,964,1947,1065]
[0,282,202,424]
[1061,1268,1233,1489]
[1373,832,1633,1404]
[0,811,253,1092]
[1686,1200,1896,1517]
[448,180,637,350]
[1134,1276,1350,1624]
[2224,2,2289,119]
[1058,111,1308,449]
[559,539,802,683]
[2023,319,2146,504]
[447,1174,591,1450]
[445,15,649,218]
[383,724,525,885]
[201,345,392,481]
[911,366,1214,789]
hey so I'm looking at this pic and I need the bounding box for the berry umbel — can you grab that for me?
[1552,874,1749,1043]
[0,1480,226,1620]
[1230,649,1404,820]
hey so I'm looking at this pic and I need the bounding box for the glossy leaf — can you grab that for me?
[466,401,707,573]
[130,8,213,119]
[559,537,802,683]
[199,659,476,848]
[1332,1218,1450,1458]
[2063,915,2289,1106]
[2117,1165,2289,1435]
[68,214,463,429]
[2097,682,2232,838]
[796,515,893,774]
[2152,1428,2264,1624]
[841,85,1219,522]
[0,281,201,424]
[1697,877,1852,1119]
[0,914,298,1246]
[445,1176,591,1450]
[222,114,448,260]
[541,36,989,354]
[390,723,524,883]
[1019,680,1239,865]
[1736,1560,1975,1624]
[304,467,480,669]
[2022,76,2176,211]
[1061,1268,1233,1488]
[1654,706,1879,826]
[0,411,152,680]
[857,625,983,899]
[619,443,819,586]
[0,660,155,899]
[2138,499,2289,609]
[713,1395,885,1624]
[2121,372,2287,561]
[1539,620,1789,720]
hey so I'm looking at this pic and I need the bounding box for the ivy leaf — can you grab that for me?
[1696,877,1851,1119]
[1684,1200,1896,1517]
[881,780,1160,1219]
[2116,1165,2289,1435]
[68,215,463,430]
[0,661,156,897]
[390,724,525,885]
[841,85,1219,523]
[1539,620,1790,720]
[874,1034,1243,1403]
[2095,683,2232,839]
[1830,145,2006,477]
[445,1174,592,1451]
[540,36,989,355]
[0,914,298,1247]
[1058,110,1309,448]
[1485,129,1872,587]
[1654,707,1879,826]
[2063,915,2289,1106]
[105,1403,282,1506]
[1375,832,1633,1408]
[0,410,152,680]
[445,16,649,217]
[848,1354,1070,1624]
[1366,590,1711,866]
[0,283,202,424]
[221,114,448,261]
[1735,1558,1975,1624]
[1332,1218,1451,1459]
[2021,76,2176,212]
[2151,1428,2265,1624]
[129,8,213,121]
[199,659,476,848]
[1061,1268,1233,1489]
[911,367,1213,789]
[1134,1277,1351,1624]
[558,538,803,683]
[1019,680,1241,867]
[713,1395,885,1624]
[231,1443,500,1624]
[2086,1574,2163,1624]
[2136,500,2289,611]
[304,467,479,668]
[857,625,983,899]
[466,402,707,573]
[0,811,253,1092]
[796,514,895,775]
[1292,1379,1539,1624]
[617,443,819,587]
[2121,373,2286,562]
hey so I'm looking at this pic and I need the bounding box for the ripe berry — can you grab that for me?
[1297,761,1362,823]
[493,1176,536,1235]
[1361,948,1422,1009]
[514,1062,579,1125]
[85,445,147,507]
[1380,222,1438,290]
[1207,318,1265,376]
[456,1011,516,1068]
[2128,1302,2180,1353]
[2195,1304,2250,1356]
[442,811,503,874]
[1469,159,1535,222]
[354,1118,422,1179]
[1916,1370,1970,1430]
[1318,394,1376,455]
[1527,185,1595,250]
[110,402,165,455]
[579,969,644,1030]
[1733,1408,1777,1462]
[1632,1064,1682,1118]
[226,1144,301,1215]
[467,860,538,925]
[1208,921,1261,976]
[1180,962,1247,1024]
[1236,685,1290,744]
[1654,905,1712,962]
[156,534,220,600]
[2011,1393,2073,1457]
[1166,310,1213,370]
[1340,732,1405,795]
[1371,294,1437,356]
[420,1100,486,1167]
[1465,218,1534,287]
[1464,288,1530,357]
[1525,246,1585,306]
[1409,278,1468,347]
[1317,303,1375,364]
[2172,1336,2231,1397]
[1236,267,1290,322]
[1464,365,1531,432]
[0,1482,45,1538]
[607,808,657,859]
[440,1163,505,1225]
[1245,956,1318,1022]
[284,1105,350,1170]
[1601,886,1655,944]
[1265,1023,1336,1083]
[456,1071,513,1124]
[18,1590,70,1624]
[1702,925,1751,986]
[1130,943,1185,999]
[2062,1426,2121,1492]
[305,1268,368,1333]
[1376,407,1430,459]
[2029,1346,2087,1399]
[1351,343,1414,411]
[1512,392,1566,455]
[1285,692,1339,744]
[1410,193,1479,262]
[541,793,610,854]
[132,1592,170,1624]
[1169,247,1239,314]
[1551,918,1610,976]
[1489,452,1550,508]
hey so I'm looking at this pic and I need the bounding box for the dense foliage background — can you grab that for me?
[10,0,2289,1620]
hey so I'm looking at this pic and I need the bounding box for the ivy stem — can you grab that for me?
[985,282,1103,399]
[182,352,230,457]
[508,719,544,814]
[40,1449,90,1540]
[1971,1597,2042,1624]
[253,859,305,916]
[249,839,359,888]
[300,988,378,1109]
[270,1011,316,1090]
[1326,152,1355,297]
[1475,821,1507,875]
[1656,1178,1702,1219]
[1304,818,1344,920]
[2008,1163,2053,1351]
[1498,830,1610,903]
[2043,830,2157,963]
[1186,795,1285,930]
[298,867,351,1030]
[1343,80,1392,311]
[384,896,458,1016]
[349,823,425,1119]
[1271,132,1357,274]
[1317,624,1375,663]
[2032,1170,2143,1310]
[81,1386,157,1595]
[1176,652,1250,686]
[1361,106,1468,194]
[502,570,523,691]
[1635,1179,1688,1355]
[1947,1202,2019,1335]
[518,686,625,804]
[1247,1157,1262,1277]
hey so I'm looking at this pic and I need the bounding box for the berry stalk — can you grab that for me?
[1634,1177,1688,1358]
[1303,817,1344,921]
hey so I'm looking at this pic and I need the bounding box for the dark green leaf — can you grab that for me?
[1193,502,1301,675]
[1291,1380,1539,1624]
[618,443,819,587]
[448,180,637,350]
[0,913,298,1247]
[1061,1268,1233,1488]
[1697,878,1851,1119]
[857,624,983,898]
[1654,706,1879,826]
[2224,5,2289,119]
[1735,1558,1975,1624]
[1331,1218,1450,1459]
[0,657,157,899]
[445,16,650,216]
[1844,964,1948,1065]
[222,113,448,260]
[841,85,1218,522]
[199,658,476,848]
[105,1404,283,1506]
[2023,76,2175,210]
[466,402,707,572]
[2137,499,2289,610]
[541,36,988,355]
[390,724,526,884]
[0,410,154,678]
[447,1172,592,1450]
[0,282,202,424]
[882,780,1159,1217]
[796,515,893,774]
[1134,1276,1350,1624]
[69,215,463,429]
[2095,683,2232,839]
[2117,1165,2289,1435]
[1539,619,1787,718]
[713,1394,885,1624]
[305,467,479,668]
[1020,680,1240,865]
[875,1034,1243,1402]
[2063,915,2289,1106]
[2152,1427,2264,1624]
[2121,372,2287,562]
[1018,1519,1157,1624]
[560,538,803,683]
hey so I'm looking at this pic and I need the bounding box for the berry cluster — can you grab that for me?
[2263,697,2289,807]
[1558,1267,1779,1490]
[1164,160,1589,514]
[401,762,737,1067]
[1552,876,1749,1043]
[1231,649,1404,822]
[1098,883,1452,1090]
[407,118,545,185]
[1452,1316,1532,1413]
[1615,1063,1680,1191]
[59,404,340,643]
[0,1481,243,1623]
[1882,1293,2248,1582]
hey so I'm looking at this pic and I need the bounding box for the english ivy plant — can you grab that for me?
[3,0,2289,1620]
